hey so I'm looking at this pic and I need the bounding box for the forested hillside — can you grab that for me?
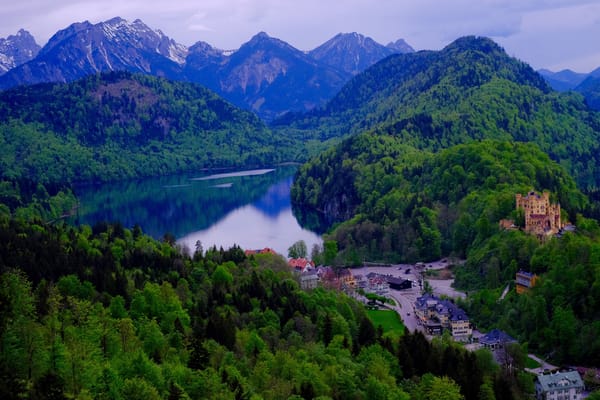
[289,37,600,368]
[293,136,600,366]
[293,139,586,263]
[0,217,531,399]
[456,215,600,366]
[277,36,600,190]
[0,71,292,187]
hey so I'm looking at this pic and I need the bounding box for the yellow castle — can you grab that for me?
[516,191,562,236]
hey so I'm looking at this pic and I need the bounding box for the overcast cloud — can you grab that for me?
[1,0,599,72]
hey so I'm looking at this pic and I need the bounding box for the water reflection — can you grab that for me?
[72,166,322,256]
[178,177,322,256]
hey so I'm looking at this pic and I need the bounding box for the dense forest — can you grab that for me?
[276,36,600,190]
[0,71,294,187]
[293,136,600,366]
[455,217,600,366]
[0,217,533,399]
[2,32,600,398]
[293,139,586,263]
[289,36,600,370]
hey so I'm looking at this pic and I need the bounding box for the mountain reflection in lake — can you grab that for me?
[72,166,322,256]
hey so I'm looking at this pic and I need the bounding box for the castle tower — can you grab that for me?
[516,190,562,236]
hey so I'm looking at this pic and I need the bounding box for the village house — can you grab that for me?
[516,270,538,294]
[414,294,472,340]
[338,268,357,289]
[535,371,584,400]
[288,258,315,273]
[480,329,517,350]
[316,266,340,290]
[300,270,319,290]
[364,273,390,295]
[387,276,412,291]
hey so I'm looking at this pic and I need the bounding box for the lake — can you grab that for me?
[72,165,322,256]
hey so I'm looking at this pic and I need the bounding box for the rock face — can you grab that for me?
[0,18,186,87]
[386,38,415,54]
[0,29,41,75]
[0,18,416,120]
[309,33,414,76]
[185,32,348,121]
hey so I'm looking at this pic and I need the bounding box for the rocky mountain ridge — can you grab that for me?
[0,18,413,120]
[0,29,40,75]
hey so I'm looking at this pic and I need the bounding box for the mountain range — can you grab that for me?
[0,18,414,120]
[539,67,600,110]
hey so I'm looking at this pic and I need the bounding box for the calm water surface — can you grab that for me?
[72,166,322,256]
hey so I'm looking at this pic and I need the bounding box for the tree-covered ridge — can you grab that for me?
[0,71,292,186]
[276,37,549,135]
[454,215,600,366]
[293,139,586,263]
[0,217,529,399]
[293,135,600,366]
[276,36,600,189]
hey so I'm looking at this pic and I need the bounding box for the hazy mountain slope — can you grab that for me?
[575,75,600,111]
[538,68,588,91]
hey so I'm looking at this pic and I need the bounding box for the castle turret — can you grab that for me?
[516,190,561,237]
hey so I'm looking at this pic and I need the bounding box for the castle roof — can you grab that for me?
[516,270,535,278]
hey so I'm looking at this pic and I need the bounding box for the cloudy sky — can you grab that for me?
[2,0,599,72]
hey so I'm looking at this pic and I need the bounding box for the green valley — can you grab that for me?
[2,30,600,400]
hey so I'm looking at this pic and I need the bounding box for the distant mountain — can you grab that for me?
[0,18,186,88]
[281,36,600,189]
[308,32,412,76]
[537,66,600,110]
[184,32,349,121]
[386,38,415,54]
[575,75,600,110]
[0,29,40,75]
[0,18,416,120]
[0,71,289,185]
[184,40,225,71]
[538,68,588,91]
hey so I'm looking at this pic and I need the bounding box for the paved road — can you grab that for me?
[427,278,466,299]
[526,354,558,374]
[388,288,424,333]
